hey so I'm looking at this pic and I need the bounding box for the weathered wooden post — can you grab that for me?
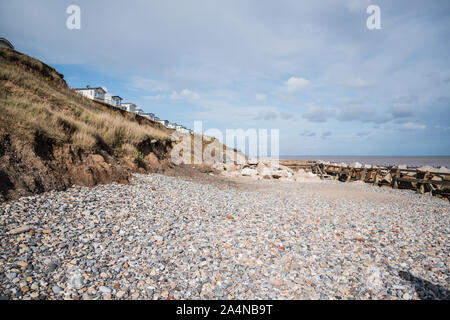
[393,168,400,189]
[361,168,367,181]
[373,169,381,186]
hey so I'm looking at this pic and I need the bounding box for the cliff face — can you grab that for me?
[0,48,173,202]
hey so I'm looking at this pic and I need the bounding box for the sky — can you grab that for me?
[1,0,449,156]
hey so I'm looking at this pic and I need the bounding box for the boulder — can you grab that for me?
[247,158,258,165]
[351,162,362,169]
[241,168,258,176]
[275,169,293,179]
[260,167,275,179]
[417,165,436,172]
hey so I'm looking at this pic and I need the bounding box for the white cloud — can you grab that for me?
[400,122,426,130]
[285,77,311,91]
[170,89,200,100]
[255,93,267,101]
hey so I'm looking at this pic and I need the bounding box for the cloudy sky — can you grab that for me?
[1,0,449,155]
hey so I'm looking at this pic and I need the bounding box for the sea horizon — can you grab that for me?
[280,155,450,168]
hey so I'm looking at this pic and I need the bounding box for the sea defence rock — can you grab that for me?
[418,165,436,172]
[241,168,258,176]
[213,157,322,182]
[351,162,363,169]
[416,165,447,174]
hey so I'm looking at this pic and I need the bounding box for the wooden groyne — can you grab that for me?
[280,160,450,200]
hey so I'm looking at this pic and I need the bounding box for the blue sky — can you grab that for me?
[1,0,449,155]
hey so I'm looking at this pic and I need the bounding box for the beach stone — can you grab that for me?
[241,168,258,176]
[99,286,111,294]
[0,171,448,301]
[8,226,31,235]
[52,286,63,294]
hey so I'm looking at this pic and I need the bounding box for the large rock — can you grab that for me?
[351,162,362,169]
[261,169,274,179]
[241,168,258,176]
[272,169,292,179]
[418,165,437,173]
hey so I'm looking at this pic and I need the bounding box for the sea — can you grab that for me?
[280,156,450,168]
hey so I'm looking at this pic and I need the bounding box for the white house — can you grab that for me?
[112,96,122,107]
[167,122,177,129]
[100,92,123,108]
[121,103,136,113]
[143,113,155,120]
[74,86,106,102]
[135,108,144,115]
[153,116,160,122]
[176,126,191,134]
[104,93,113,105]
[158,120,169,127]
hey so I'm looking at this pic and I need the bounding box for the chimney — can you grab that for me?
[86,85,90,88]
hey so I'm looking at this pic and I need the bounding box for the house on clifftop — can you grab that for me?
[121,103,136,113]
[74,86,106,102]
[112,96,122,108]
[0,37,14,50]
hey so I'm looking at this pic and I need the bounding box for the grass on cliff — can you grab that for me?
[0,48,170,157]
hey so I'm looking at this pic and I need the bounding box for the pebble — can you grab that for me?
[8,226,31,235]
[52,286,62,294]
[0,173,448,300]
[99,286,111,294]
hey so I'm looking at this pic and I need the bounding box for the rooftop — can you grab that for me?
[0,37,14,49]
[73,86,106,93]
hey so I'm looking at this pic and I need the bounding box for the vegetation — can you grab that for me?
[0,48,170,156]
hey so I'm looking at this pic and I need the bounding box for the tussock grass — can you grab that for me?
[0,48,170,155]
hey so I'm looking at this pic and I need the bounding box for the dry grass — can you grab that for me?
[0,48,170,156]
[121,143,138,157]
